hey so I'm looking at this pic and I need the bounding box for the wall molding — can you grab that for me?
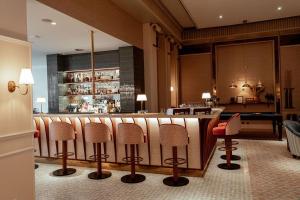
[182,16,300,44]
[0,130,34,159]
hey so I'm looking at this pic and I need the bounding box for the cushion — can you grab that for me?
[34,130,40,138]
[218,122,227,127]
[212,126,226,136]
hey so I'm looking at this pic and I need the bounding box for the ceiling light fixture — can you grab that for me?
[51,21,56,25]
[277,6,282,11]
[219,15,223,19]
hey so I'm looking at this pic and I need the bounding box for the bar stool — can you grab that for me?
[118,123,146,183]
[218,114,241,161]
[213,113,241,170]
[85,122,112,180]
[159,124,189,187]
[34,129,40,169]
[49,121,76,176]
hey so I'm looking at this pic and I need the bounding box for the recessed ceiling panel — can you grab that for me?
[181,0,300,29]
[27,0,129,54]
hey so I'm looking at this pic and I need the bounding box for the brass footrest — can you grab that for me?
[88,154,110,161]
[218,146,238,151]
[54,152,75,158]
[122,156,143,163]
[164,158,186,166]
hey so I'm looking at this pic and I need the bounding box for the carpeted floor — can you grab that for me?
[35,139,300,200]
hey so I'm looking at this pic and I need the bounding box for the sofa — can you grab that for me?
[284,120,300,158]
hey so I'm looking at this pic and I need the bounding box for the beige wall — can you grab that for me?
[0,35,35,200]
[280,45,300,115]
[179,53,212,104]
[0,1,34,199]
[216,41,275,106]
[157,35,171,110]
[38,0,143,48]
[143,23,158,112]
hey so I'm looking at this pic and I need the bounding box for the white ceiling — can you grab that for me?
[160,0,194,28]
[180,0,300,29]
[27,0,129,55]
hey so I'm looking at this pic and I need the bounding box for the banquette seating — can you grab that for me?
[284,120,300,158]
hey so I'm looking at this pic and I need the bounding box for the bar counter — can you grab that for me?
[33,108,223,171]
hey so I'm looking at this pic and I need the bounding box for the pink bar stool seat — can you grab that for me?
[49,121,76,176]
[118,123,146,184]
[159,124,189,187]
[85,122,112,180]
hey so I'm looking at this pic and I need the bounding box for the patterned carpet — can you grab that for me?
[243,140,300,200]
[35,139,300,200]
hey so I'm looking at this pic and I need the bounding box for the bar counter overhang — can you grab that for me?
[33,108,223,173]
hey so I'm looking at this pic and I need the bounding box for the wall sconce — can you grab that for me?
[170,86,174,92]
[8,68,34,95]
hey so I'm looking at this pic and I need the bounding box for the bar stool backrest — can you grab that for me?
[159,124,188,147]
[225,113,241,135]
[49,121,75,141]
[85,122,112,143]
[118,123,145,145]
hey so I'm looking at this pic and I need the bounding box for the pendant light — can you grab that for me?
[229,81,238,88]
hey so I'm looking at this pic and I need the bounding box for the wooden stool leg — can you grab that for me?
[218,136,240,170]
[162,146,189,187]
[173,146,178,182]
[88,142,111,180]
[52,140,76,176]
[62,141,67,172]
[97,143,102,176]
[130,144,135,177]
[121,144,145,183]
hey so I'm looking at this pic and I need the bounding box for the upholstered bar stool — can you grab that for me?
[159,124,189,187]
[218,113,241,161]
[85,122,112,180]
[213,113,241,170]
[118,123,146,183]
[49,121,76,176]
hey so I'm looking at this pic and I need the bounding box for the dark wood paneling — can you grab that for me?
[119,46,144,113]
[280,33,300,46]
[179,43,211,55]
[47,54,63,113]
[62,50,119,71]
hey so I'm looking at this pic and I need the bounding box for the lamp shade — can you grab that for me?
[36,97,46,103]
[137,94,147,101]
[19,68,34,84]
[202,92,211,99]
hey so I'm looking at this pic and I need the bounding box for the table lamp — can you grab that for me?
[202,92,211,107]
[137,94,147,112]
[37,97,46,113]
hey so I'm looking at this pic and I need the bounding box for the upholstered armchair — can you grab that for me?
[284,120,300,158]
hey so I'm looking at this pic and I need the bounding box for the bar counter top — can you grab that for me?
[33,107,224,173]
[34,107,224,119]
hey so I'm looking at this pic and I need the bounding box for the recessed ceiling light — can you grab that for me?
[51,21,56,25]
[41,18,52,23]
[219,15,223,19]
[277,6,282,11]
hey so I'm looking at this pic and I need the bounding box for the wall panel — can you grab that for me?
[179,53,212,104]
